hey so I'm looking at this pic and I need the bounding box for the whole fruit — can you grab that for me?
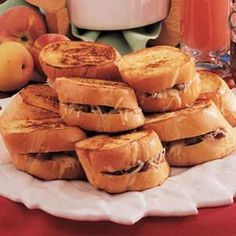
[0,42,34,92]
[0,6,47,49]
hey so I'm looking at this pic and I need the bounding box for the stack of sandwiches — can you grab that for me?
[55,77,145,132]
[119,46,201,112]
[75,130,169,193]
[143,100,235,166]
[0,85,87,180]
[1,41,236,194]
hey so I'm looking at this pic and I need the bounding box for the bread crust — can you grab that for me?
[19,84,60,113]
[143,100,232,141]
[60,104,145,133]
[12,153,85,180]
[0,94,60,124]
[119,46,196,93]
[55,77,139,109]
[75,130,170,193]
[75,130,162,171]
[166,127,236,166]
[198,70,236,127]
[40,41,122,81]
[82,161,170,193]
[1,118,87,154]
[138,74,201,112]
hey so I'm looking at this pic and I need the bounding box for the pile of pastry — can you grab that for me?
[1,41,236,194]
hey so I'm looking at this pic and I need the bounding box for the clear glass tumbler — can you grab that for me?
[180,0,231,76]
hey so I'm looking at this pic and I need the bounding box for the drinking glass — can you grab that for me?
[180,0,231,75]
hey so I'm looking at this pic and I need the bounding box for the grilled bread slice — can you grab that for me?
[12,152,85,181]
[55,77,145,132]
[40,41,121,82]
[75,130,170,193]
[55,77,139,109]
[1,117,86,154]
[0,94,59,124]
[144,100,236,166]
[19,84,60,113]
[198,70,236,127]
[137,73,201,112]
[0,84,60,124]
[143,100,232,141]
[165,126,236,166]
[0,118,87,180]
[119,46,196,93]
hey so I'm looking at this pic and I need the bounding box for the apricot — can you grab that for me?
[0,6,47,49]
[0,42,34,92]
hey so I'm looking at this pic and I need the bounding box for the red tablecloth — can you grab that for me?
[1,196,236,236]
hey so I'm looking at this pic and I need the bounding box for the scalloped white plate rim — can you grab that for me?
[1,97,236,225]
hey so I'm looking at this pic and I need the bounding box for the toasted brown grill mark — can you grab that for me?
[56,44,116,66]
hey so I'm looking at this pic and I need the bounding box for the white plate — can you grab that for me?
[0,97,236,225]
[68,0,170,30]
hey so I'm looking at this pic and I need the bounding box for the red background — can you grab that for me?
[1,196,236,236]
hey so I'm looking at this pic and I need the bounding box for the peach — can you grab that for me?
[0,42,34,92]
[0,6,47,49]
[30,33,70,74]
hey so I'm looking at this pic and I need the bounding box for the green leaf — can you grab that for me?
[0,0,31,15]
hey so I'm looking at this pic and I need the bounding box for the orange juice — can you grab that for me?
[180,0,230,53]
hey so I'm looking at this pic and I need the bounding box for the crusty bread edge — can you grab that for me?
[1,123,86,154]
[55,77,139,109]
[12,153,85,180]
[119,46,197,93]
[138,74,201,112]
[143,101,232,141]
[166,127,236,166]
[40,42,122,81]
[60,104,145,133]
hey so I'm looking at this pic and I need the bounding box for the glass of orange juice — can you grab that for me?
[180,0,230,74]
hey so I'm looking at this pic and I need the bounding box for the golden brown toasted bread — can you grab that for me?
[119,46,196,93]
[0,84,60,124]
[55,77,139,109]
[144,99,236,167]
[75,130,170,193]
[19,84,59,113]
[143,100,232,141]
[0,117,86,154]
[165,126,236,166]
[0,117,87,181]
[137,74,201,112]
[40,41,121,82]
[0,94,59,124]
[198,71,236,127]
[55,77,145,132]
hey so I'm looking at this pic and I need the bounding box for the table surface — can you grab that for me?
[0,195,235,236]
